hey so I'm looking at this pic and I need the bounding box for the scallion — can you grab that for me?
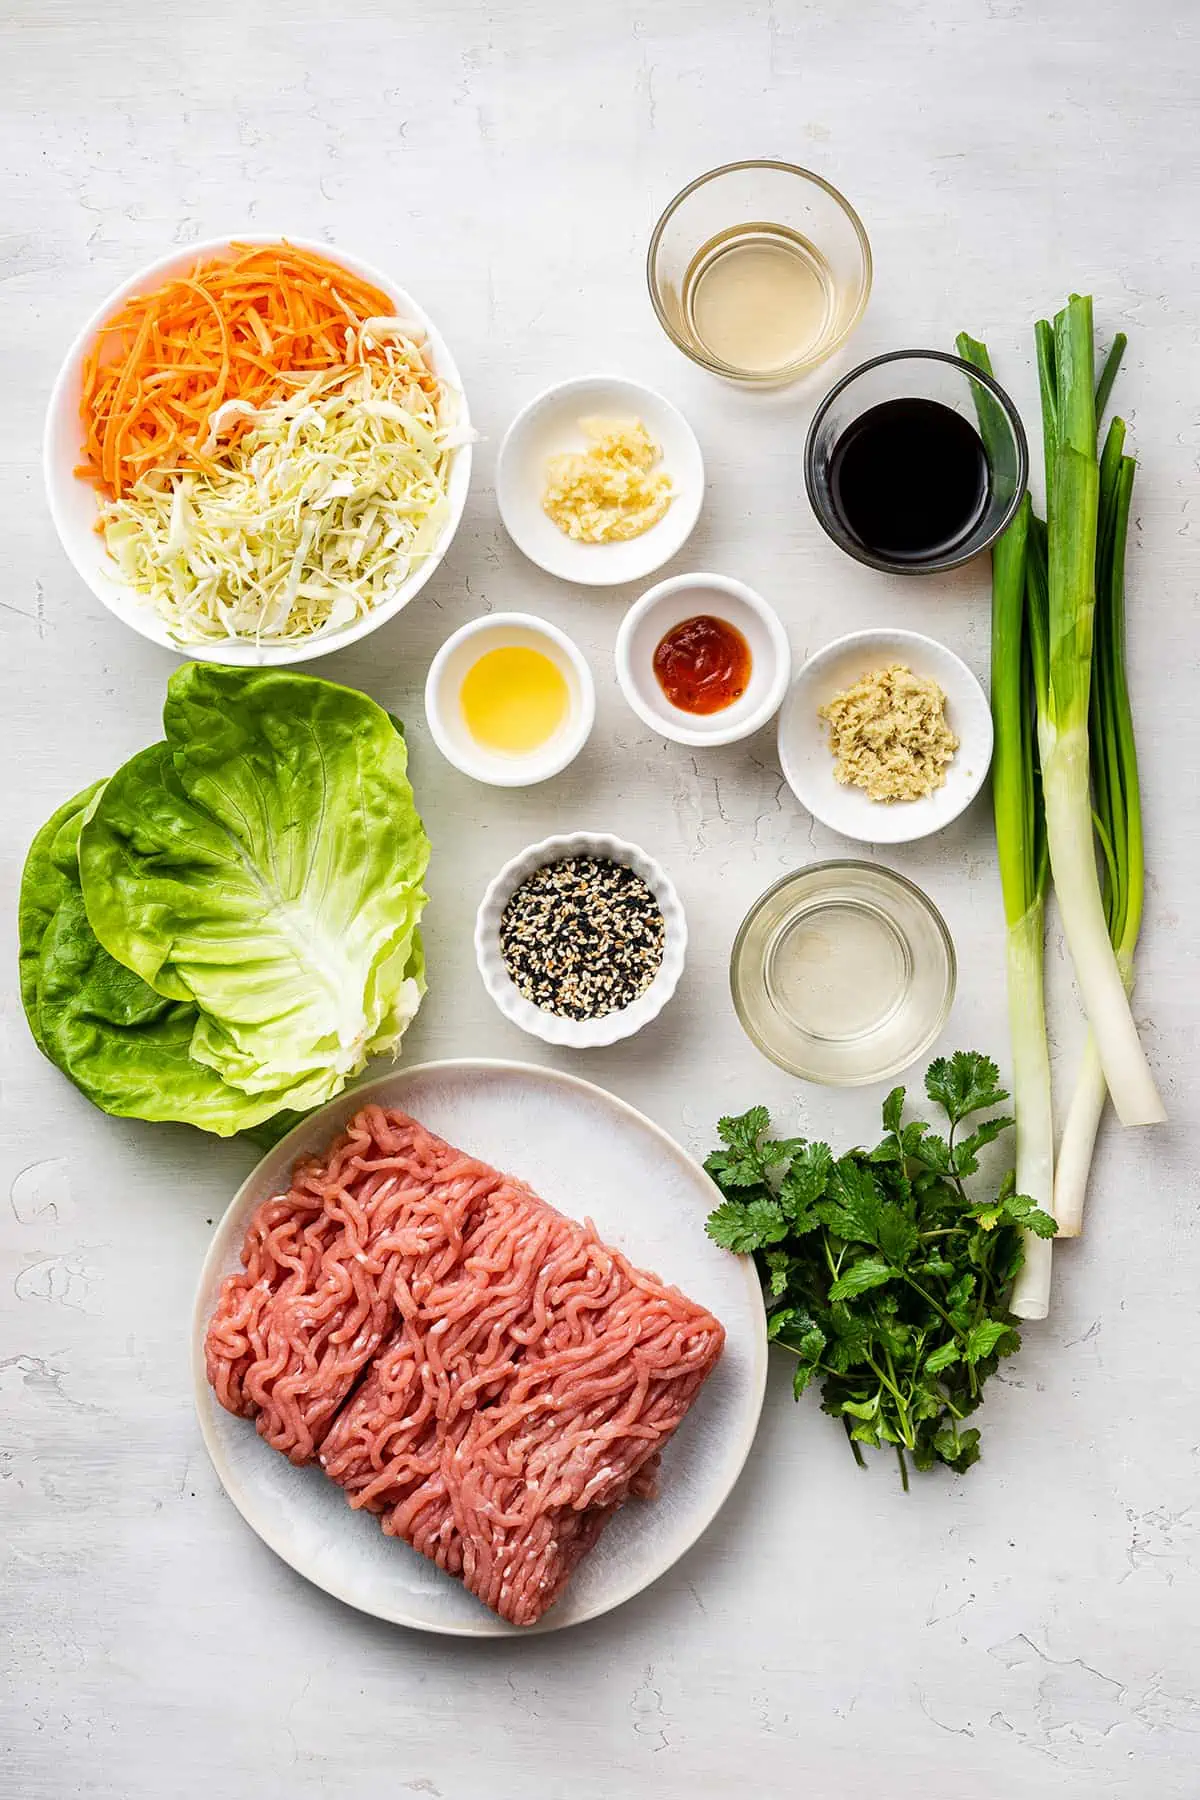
[958,333,1056,1319]
[1035,295,1164,1128]
[1053,418,1146,1230]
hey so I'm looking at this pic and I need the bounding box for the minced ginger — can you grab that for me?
[542,417,673,542]
[819,663,958,802]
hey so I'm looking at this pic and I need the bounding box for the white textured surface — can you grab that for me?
[194,1062,765,1637]
[2,2,1198,1796]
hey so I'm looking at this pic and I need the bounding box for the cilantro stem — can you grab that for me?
[896,1445,910,1492]
[896,1269,961,1341]
[864,1354,915,1450]
[946,1118,971,1206]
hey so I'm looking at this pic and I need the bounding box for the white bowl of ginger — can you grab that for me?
[496,374,704,587]
[777,627,993,845]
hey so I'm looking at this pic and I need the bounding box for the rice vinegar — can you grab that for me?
[682,222,836,376]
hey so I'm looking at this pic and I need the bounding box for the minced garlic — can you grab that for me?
[819,663,958,802]
[542,417,673,542]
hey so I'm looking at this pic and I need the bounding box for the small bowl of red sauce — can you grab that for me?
[615,572,791,747]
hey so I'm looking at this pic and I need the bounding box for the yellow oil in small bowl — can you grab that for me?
[459,644,569,756]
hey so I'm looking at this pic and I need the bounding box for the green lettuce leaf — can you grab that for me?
[78,665,429,1112]
[18,781,105,1054]
[21,792,296,1135]
[36,880,294,1134]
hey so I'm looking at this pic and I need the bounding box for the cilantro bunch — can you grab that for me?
[704,1052,1056,1487]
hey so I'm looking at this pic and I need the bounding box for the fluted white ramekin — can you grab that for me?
[474,831,687,1049]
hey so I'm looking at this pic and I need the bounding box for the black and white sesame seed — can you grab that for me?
[499,856,666,1021]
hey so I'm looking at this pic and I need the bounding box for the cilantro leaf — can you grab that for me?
[1001,1192,1059,1238]
[763,1247,792,1297]
[953,1114,1015,1174]
[706,1108,804,1187]
[704,1199,756,1251]
[793,1361,819,1398]
[717,1106,770,1152]
[839,1395,881,1423]
[963,1320,1014,1364]
[868,1138,903,1165]
[925,1052,1009,1125]
[876,1205,919,1268]
[881,1086,906,1134]
[818,1157,883,1244]
[933,1425,982,1473]
[923,1340,960,1376]
[779,1141,833,1222]
[704,1197,787,1253]
[772,1315,828,1364]
[828,1256,896,1301]
[705,1118,767,1187]
[824,1304,873,1371]
[908,1133,953,1175]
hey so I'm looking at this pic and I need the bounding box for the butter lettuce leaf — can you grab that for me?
[21,786,296,1134]
[18,781,105,1054]
[36,880,294,1134]
[78,665,429,1112]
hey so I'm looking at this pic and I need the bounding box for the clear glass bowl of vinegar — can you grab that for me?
[730,862,956,1084]
[647,161,872,386]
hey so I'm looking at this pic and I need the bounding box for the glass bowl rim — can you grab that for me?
[645,159,873,384]
[728,858,958,1085]
[802,347,1030,574]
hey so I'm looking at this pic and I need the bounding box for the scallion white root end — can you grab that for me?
[1007,904,1056,1320]
[1040,728,1163,1127]
[1053,1031,1106,1238]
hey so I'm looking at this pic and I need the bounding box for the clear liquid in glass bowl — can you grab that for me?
[648,162,872,386]
[730,862,956,1085]
[681,223,837,377]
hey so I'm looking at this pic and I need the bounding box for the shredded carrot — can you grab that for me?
[77,241,425,499]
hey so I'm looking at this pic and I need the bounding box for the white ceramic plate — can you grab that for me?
[496,375,704,585]
[192,1060,766,1636]
[777,627,993,844]
[43,234,472,666]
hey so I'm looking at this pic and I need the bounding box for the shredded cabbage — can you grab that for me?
[101,336,461,645]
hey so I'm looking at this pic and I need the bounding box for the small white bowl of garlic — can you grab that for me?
[495,374,704,586]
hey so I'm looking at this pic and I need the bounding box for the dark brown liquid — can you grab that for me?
[828,397,989,563]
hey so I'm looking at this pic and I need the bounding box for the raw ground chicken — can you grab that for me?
[205,1106,725,1626]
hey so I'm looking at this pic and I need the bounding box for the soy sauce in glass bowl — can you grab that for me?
[804,349,1028,575]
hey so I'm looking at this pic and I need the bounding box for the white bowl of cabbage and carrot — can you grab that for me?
[43,236,472,664]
